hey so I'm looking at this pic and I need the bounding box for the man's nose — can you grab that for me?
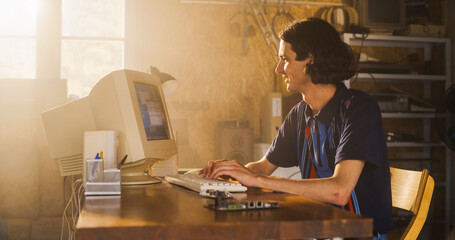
[275,61,284,74]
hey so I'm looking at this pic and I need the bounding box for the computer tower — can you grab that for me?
[216,120,254,165]
[260,92,282,143]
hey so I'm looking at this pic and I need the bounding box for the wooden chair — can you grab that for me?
[390,167,435,240]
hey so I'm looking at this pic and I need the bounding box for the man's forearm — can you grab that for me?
[245,158,277,176]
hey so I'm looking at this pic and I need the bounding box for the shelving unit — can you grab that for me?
[355,73,447,82]
[342,33,452,238]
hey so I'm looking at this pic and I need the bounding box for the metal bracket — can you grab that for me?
[247,0,280,63]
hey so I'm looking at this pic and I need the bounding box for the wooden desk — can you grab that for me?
[76,181,373,240]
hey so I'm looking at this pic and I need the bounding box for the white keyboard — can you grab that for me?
[165,172,247,196]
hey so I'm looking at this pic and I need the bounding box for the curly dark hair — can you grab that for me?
[279,18,357,84]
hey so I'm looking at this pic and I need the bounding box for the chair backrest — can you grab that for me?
[390,167,434,240]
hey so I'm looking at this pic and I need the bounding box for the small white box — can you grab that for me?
[103,168,121,182]
[261,93,282,143]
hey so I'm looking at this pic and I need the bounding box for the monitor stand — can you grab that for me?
[121,173,161,185]
[120,160,161,185]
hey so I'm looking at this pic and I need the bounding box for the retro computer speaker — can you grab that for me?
[216,120,254,165]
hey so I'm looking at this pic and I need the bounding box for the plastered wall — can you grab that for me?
[0,79,68,239]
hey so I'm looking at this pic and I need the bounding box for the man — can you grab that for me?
[200,18,393,238]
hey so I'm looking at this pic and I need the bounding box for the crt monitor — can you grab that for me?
[355,0,406,32]
[42,69,177,185]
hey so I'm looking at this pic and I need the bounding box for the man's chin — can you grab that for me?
[286,86,296,93]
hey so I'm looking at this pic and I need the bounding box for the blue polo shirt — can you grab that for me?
[265,83,393,234]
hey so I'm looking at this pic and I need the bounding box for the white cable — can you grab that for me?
[61,182,75,240]
[72,180,84,240]
[61,178,84,240]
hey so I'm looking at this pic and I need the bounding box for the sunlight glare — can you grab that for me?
[0,0,38,35]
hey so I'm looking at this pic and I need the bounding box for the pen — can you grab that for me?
[96,152,103,181]
[117,154,128,169]
[91,153,100,176]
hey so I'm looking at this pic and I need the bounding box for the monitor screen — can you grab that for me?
[368,0,401,25]
[134,82,170,141]
[356,0,405,32]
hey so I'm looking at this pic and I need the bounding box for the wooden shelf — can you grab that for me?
[352,73,448,82]
[386,141,445,147]
[381,112,445,118]
[342,33,450,48]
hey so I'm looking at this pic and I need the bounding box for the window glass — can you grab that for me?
[61,40,123,97]
[0,0,38,35]
[62,0,124,38]
[0,38,36,79]
[61,0,124,97]
[0,0,37,78]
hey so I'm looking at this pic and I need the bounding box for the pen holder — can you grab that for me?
[85,158,121,196]
[85,159,104,182]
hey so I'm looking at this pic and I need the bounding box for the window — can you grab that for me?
[0,0,38,79]
[61,0,124,97]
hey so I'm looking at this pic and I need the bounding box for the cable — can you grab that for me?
[351,32,368,87]
[431,84,455,151]
[366,72,377,91]
[61,178,84,240]
[434,105,455,151]
[353,32,368,63]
